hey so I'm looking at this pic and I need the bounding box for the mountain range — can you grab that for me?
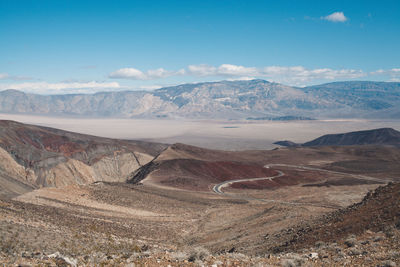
[1,80,400,119]
[275,127,400,147]
[302,128,400,147]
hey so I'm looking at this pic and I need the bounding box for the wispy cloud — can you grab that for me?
[371,68,400,82]
[0,73,9,80]
[187,64,257,77]
[374,68,400,75]
[2,66,398,95]
[187,64,217,76]
[321,12,348,22]
[0,81,121,94]
[0,72,32,81]
[109,67,185,80]
[261,66,364,85]
[109,64,365,85]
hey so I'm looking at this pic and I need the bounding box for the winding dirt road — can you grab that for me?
[211,163,391,209]
[212,170,284,194]
[265,164,392,183]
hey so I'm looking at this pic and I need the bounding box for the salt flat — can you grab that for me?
[1,113,400,150]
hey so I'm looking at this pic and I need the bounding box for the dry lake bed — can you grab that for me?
[1,113,400,150]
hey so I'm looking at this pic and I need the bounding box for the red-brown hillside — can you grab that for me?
[0,120,167,166]
[272,182,400,252]
[149,159,279,191]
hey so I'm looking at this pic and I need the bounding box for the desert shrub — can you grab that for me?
[131,244,142,253]
[187,247,210,262]
[170,251,188,261]
[314,240,326,248]
[380,260,397,267]
[389,250,400,259]
[281,253,304,267]
[373,235,385,242]
[348,247,362,256]
[344,238,357,247]
[229,253,248,260]
[281,258,301,267]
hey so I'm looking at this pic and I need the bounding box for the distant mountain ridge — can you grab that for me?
[1,80,400,119]
[275,128,400,147]
[302,128,400,147]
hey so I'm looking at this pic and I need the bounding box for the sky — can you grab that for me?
[0,0,400,94]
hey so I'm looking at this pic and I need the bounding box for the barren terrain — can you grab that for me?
[0,121,399,266]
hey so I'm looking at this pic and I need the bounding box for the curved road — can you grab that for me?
[265,164,392,183]
[211,163,391,209]
[212,170,284,194]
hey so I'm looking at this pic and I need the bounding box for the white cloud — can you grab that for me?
[108,64,369,85]
[8,65,392,95]
[0,81,121,94]
[370,68,400,82]
[109,67,185,80]
[259,66,365,85]
[136,85,163,90]
[147,68,182,79]
[217,64,258,76]
[109,68,147,80]
[186,64,258,77]
[5,65,399,95]
[322,12,348,22]
[110,64,259,80]
[226,76,256,81]
[187,64,217,76]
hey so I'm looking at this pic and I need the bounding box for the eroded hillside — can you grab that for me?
[0,120,167,197]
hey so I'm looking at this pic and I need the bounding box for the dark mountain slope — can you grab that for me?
[273,140,300,147]
[303,128,400,147]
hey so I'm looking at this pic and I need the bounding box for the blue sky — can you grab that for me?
[0,0,399,94]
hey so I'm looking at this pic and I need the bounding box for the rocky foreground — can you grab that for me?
[0,228,399,266]
[1,183,399,266]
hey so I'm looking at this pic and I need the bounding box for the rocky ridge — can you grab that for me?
[303,128,400,147]
[274,127,400,148]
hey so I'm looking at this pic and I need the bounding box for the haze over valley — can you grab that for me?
[1,113,400,151]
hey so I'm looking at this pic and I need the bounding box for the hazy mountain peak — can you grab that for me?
[0,80,399,119]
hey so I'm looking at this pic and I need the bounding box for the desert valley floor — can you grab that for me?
[0,119,399,266]
[1,113,400,150]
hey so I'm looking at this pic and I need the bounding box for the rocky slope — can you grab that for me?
[270,182,400,254]
[0,120,167,198]
[130,143,394,191]
[302,128,400,147]
[1,80,399,119]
